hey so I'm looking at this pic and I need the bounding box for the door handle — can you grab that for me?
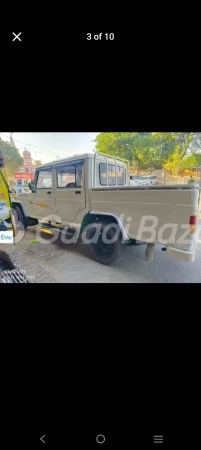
[47,191,51,194]
[75,191,81,194]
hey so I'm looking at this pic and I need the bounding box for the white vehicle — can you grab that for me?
[142,175,157,185]
[130,177,140,186]
[130,175,150,186]
[138,178,150,186]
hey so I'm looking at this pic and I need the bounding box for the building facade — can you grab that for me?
[19,150,38,174]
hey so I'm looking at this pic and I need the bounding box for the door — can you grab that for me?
[32,167,55,220]
[54,160,85,223]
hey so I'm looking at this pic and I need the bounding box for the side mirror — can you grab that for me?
[28,182,36,192]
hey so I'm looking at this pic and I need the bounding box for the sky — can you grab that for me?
[0,132,100,164]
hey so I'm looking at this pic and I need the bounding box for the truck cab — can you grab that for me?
[13,152,128,226]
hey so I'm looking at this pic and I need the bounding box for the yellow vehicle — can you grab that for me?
[0,147,14,235]
[0,172,11,220]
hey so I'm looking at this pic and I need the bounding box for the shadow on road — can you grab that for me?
[37,230,92,260]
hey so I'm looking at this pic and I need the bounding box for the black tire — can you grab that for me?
[15,206,29,229]
[87,220,127,265]
[0,250,15,270]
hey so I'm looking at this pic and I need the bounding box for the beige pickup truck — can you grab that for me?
[12,152,200,265]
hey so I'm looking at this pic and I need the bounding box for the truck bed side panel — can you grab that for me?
[91,186,200,249]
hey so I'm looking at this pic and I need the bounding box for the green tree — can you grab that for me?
[180,153,197,169]
[94,132,137,161]
[35,160,42,167]
[195,153,201,165]
[94,132,177,169]
[162,146,182,174]
[94,132,201,171]
[0,139,23,178]
[94,132,153,165]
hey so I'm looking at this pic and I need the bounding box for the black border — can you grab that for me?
[1,290,198,448]
[1,27,200,130]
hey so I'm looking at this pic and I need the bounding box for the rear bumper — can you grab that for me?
[166,225,200,262]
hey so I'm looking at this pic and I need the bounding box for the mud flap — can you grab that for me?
[145,243,155,261]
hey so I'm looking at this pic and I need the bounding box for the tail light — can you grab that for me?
[189,215,198,234]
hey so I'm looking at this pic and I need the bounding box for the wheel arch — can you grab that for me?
[80,211,129,241]
[12,201,28,217]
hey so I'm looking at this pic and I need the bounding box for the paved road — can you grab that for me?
[2,224,200,283]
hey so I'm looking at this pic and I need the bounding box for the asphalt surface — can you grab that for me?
[2,224,200,283]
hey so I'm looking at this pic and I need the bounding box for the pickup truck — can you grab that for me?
[11,152,200,265]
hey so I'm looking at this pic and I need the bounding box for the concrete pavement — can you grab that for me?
[1,225,200,283]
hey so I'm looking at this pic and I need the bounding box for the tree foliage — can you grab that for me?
[0,139,23,178]
[35,160,42,167]
[94,132,201,172]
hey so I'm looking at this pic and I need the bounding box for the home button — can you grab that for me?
[96,434,106,444]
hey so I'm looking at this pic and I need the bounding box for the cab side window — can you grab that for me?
[36,169,52,189]
[57,163,82,188]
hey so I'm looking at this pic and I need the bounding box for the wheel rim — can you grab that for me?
[96,233,113,255]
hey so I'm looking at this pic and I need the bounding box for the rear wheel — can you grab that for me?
[87,221,127,265]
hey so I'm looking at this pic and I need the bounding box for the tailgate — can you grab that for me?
[166,185,200,262]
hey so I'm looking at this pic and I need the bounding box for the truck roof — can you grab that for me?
[37,152,127,169]
[38,153,94,169]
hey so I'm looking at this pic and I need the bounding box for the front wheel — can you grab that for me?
[15,206,29,230]
[86,221,127,265]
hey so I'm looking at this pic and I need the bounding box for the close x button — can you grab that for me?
[12,32,22,42]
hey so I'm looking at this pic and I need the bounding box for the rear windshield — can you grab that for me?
[100,163,126,185]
